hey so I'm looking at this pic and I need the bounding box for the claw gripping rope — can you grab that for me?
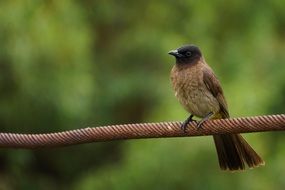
[0,114,284,149]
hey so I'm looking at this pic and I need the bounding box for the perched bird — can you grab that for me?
[168,44,265,170]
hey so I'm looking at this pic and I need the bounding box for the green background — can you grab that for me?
[0,0,284,189]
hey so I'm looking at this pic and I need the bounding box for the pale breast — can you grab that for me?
[170,61,220,118]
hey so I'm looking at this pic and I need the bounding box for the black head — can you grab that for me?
[168,45,202,64]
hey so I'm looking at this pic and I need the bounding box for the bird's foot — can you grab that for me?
[196,120,204,129]
[196,112,213,129]
[181,114,196,133]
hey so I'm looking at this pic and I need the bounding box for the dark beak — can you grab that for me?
[168,49,180,57]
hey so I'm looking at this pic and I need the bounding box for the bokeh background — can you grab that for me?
[0,0,284,189]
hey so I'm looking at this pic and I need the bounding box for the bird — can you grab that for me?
[168,44,265,170]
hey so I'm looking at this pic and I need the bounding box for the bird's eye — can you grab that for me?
[185,51,192,57]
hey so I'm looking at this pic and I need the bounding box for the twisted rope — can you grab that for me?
[0,114,284,149]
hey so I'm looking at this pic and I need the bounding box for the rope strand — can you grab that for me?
[0,114,284,149]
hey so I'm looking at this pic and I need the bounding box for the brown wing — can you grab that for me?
[203,68,229,118]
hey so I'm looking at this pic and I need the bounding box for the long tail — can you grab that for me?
[213,134,265,171]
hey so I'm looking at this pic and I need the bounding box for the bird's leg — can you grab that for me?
[197,112,213,129]
[181,114,196,132]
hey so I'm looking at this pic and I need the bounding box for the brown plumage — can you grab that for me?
[168,45,264,170]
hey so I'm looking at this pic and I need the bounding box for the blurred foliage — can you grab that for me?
[0,0,284,189]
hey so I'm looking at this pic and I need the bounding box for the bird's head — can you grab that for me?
[168,44,202,64]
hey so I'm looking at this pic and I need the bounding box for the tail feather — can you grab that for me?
[213,134,265,171]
